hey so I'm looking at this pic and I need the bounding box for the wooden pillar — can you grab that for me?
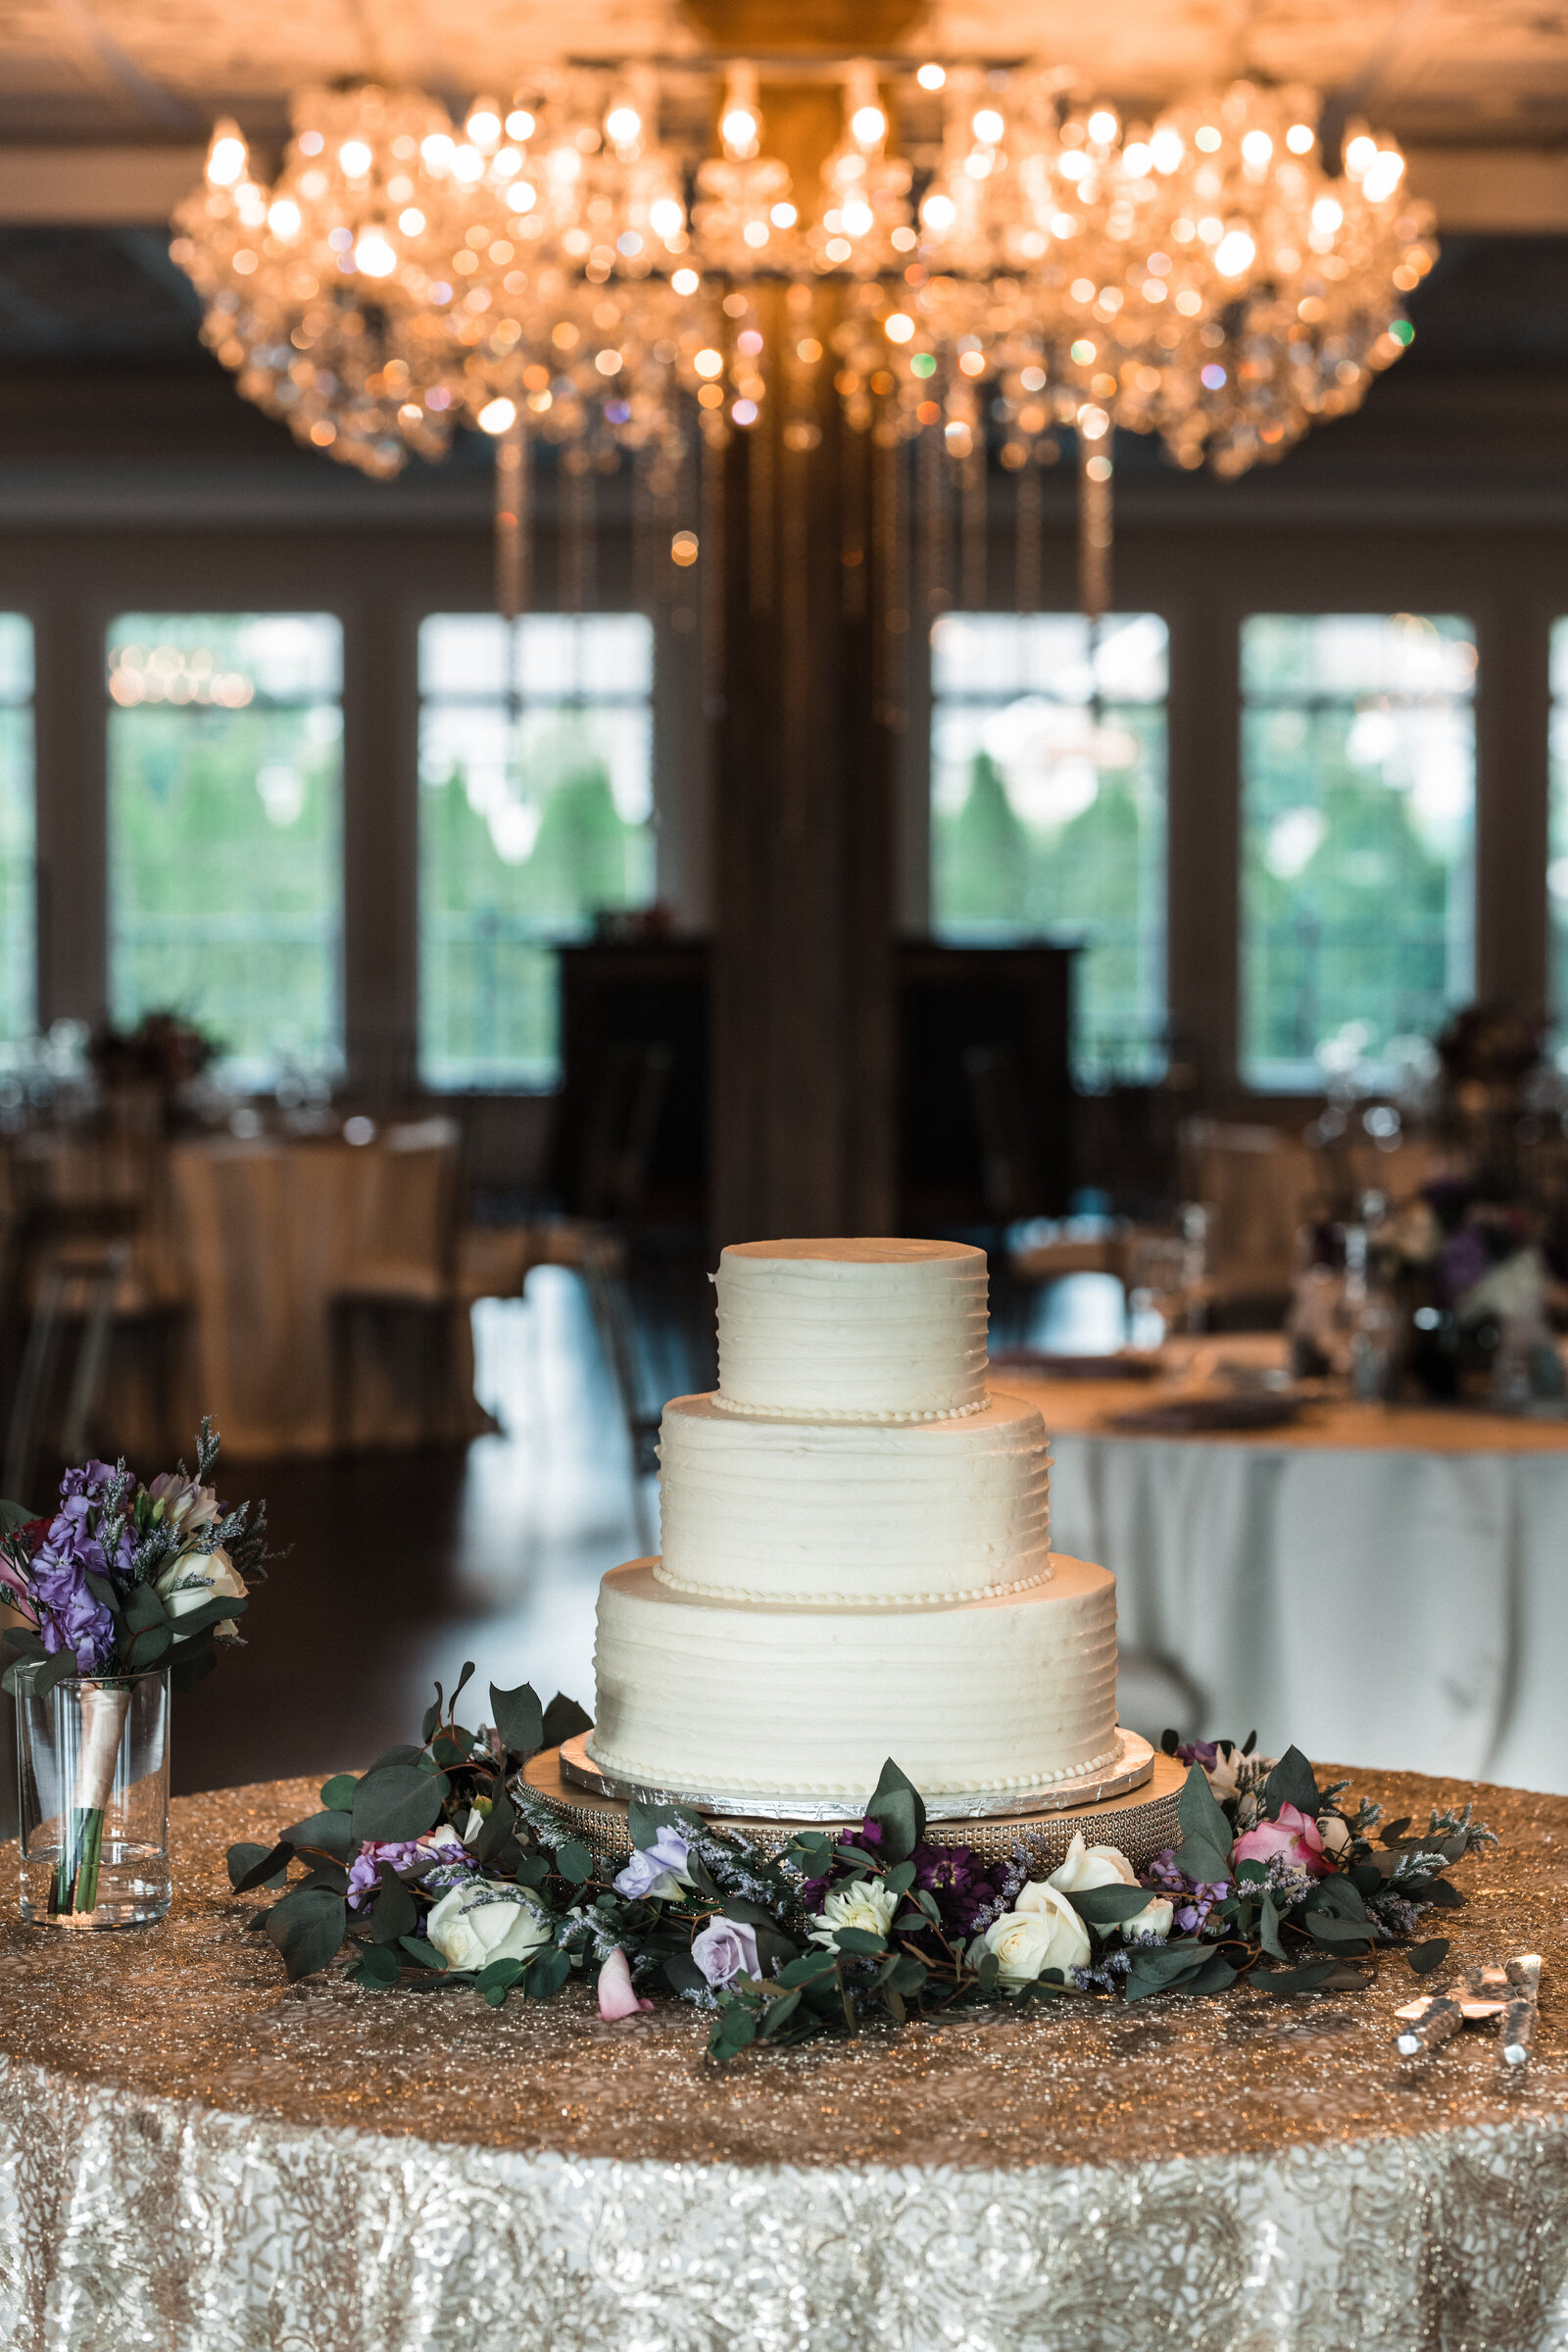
[710,290,899,1246]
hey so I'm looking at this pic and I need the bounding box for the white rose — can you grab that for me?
[155,1546,248,1638]
[1124,1895,1174,1939]
[1316,1814,1352,1857]
[983,1882,1091,1983]
[425,1883,552,1972]
[1048,1833,1137,1896]
[809,1877,900,1946]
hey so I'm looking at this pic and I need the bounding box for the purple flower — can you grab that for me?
[690,1916,760,1987]
[30,1504,116,1674]
[347,1828,472,1910]
[59,1461,117,1503]
[1142,1846,1230,1935]
[613,1827,693,1901]
[912,1841,1004,1934]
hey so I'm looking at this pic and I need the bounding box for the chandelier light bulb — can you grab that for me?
[1194,123,1222,152]
[1149,123,1184,172]
[338,139,372,178]
[605,104,642,150]
[1361,150,1405,201]
[354,228,398,277]
[421,134,454,172]
[505,179,537,213]
[721,106,760,158]
[206,123,248,188]
[267,196,301,238]
[506,109,536,140]
[694,347,724,378]
[649,196,685,239]
[851,104,887,149]
[466,109,502,151]
[841,197,874,236]
[1213,227,1255,276]
[1286,122,1315,154]
[742,220,768,246]
[1078,403,1109,440]
[671,267,700,294]
[771,201,797,227]
[671,530,699,565]
[1344,132,1379,176]
[972,107,1004,145]
[1087,109,1118,145]
[452,146,484,183]
[478,397,517,434]
[1241,130,1273,167]
[921,191,956,231]
[1121,141,1152,177]
[884,311,915,342]
[918,63,947,90]
[397,205,424,233]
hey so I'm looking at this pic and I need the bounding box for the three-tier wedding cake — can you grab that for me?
[586,1237,1120,1806]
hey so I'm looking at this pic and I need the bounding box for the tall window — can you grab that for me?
[0,615,34,1050]
[108,615,343,1086]
[418,612,656,1090]
[1241,615,1476,1090]
[1548,620,1568,1044]
[929,612,1169,1082]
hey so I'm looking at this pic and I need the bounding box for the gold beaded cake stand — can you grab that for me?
[522,1734,1184,1872]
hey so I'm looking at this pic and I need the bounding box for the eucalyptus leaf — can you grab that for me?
[351,1944,402,1990]
[542,1691,593,1748]
[1186,1955,1238,1996]
[472,1786,516,1866]
[760,1987,803,2037]
[1421,1878,1465,1909]
[1406,1937,1450,1975]
[1259,1891,1287,1962]
[1255,1961,1338,1995]
[399,1936,445,1970]
[226,1839,293,1893]
[318,1774,360,1811]
[556,1838,593,1886]
[1175,1764,1235,1885]
[1261,1745,1320,1823]
[265,1886,348,1982]
[0,1497,36,1534]
[124,1622,172,1671]
[163,1596,246,1643]
[864,1755,926,1864]
[368,1867,418,1944]
[1124,1945,1210,2002]
[122,1582,169,1634]
[489,1681,544,1760]
[1071,1883,1163,1930]
[169,1643,219,1694]
[525,1946,570,1998]
[352,1763,447,1844]
[280,1809,355,1859]
[833,1926,886,1956]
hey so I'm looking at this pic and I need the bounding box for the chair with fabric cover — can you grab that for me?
[327,1119,475,1450]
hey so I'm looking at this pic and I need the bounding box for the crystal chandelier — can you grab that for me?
[172,59,1434,620]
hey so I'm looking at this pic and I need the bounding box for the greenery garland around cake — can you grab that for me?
[232,1666,1496,2060]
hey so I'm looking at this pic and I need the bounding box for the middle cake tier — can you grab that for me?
[655,1387,1051,1605]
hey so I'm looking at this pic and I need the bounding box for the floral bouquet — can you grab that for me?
[238,1676,1494,2060]
[0,1420,265,1918]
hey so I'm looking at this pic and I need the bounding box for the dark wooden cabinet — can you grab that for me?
[554,938,1075,1234]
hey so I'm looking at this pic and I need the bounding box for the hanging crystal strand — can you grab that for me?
[916,418,949,622]
[748,404,774,619]
[841,406,867,626]
[1014,442,1042,615]
[960,440,986,612]
[700,417,727,719]
[1078,406,1113,621]
[780,288,817,841]
[494,417,528,621]
[870,412,906,732]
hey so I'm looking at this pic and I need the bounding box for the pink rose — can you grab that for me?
[1232,1801,1330,1878]
[597,1945,654,2021]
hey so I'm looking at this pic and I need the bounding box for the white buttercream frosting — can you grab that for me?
[713,1238,988,1420]
[655,1389,1053,1606]
[587,1556,1119,1802]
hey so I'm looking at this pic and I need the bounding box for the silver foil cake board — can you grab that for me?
[521,1735,1183,1873]
[558,1728,1155,1821]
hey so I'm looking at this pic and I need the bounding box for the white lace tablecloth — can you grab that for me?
[0,1774,1565,2352]
[1004,1366,1568,1793]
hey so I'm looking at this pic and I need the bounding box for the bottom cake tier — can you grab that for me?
[586,1553,1119,1805]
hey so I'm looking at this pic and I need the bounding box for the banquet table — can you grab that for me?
[2,1770,1567,2352]
[1000,1353,1568,1794]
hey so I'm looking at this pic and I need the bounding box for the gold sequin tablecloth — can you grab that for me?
[4,1774,1568,2352]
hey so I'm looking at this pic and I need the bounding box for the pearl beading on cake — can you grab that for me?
[582,1733,1124,1800]
[650,1558,1055,1607]
[710,1391,992,1424]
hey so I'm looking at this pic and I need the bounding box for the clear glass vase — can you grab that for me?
[17,1668,171,1927]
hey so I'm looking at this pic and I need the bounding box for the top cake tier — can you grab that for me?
[713,1237,989,1420]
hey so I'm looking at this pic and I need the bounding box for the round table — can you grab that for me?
[1,1772,1566,2351]
[1000,1361,1568,1794]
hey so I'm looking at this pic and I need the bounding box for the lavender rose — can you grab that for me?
[612,1826,693,1901]
[690,1916,761,1987]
